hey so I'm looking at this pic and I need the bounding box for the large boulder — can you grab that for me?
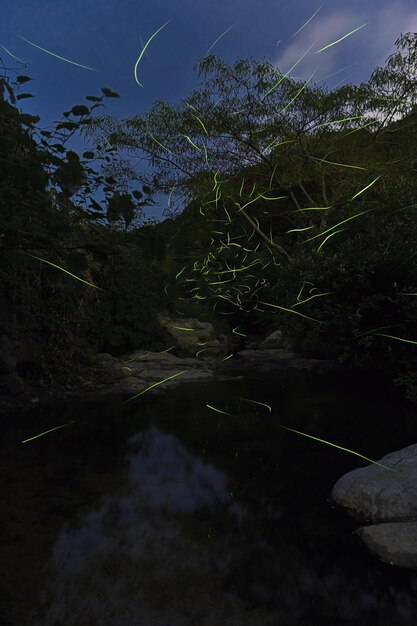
[157,313,229,357]
[331,443,417,569]
[331,443,417,523]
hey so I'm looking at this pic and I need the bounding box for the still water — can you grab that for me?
[2,366,417,625]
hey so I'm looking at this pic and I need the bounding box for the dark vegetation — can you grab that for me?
[1,31,417,400]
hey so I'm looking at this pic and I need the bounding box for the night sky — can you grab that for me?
[2,0,417,222]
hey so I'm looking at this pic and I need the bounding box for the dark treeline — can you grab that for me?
[1,32,417,401]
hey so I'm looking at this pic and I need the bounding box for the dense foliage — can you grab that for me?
[2,32,417,403]
[0,60,178,384]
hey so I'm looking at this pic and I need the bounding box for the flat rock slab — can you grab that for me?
[356,522,417,570]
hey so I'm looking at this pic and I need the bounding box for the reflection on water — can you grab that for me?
[2,368,417,625]
[34,425,252,626]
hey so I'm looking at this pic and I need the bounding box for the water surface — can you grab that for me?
[1,366,417,625]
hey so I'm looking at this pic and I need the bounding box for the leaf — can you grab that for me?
[101,87,120,98]
[0,78,16,104]
[142,185,151,194]
[132,190,143,200]
[82,151,95,159]
[16,93,34,100]
[66,150,80,161]
[56,122,78,131]
[18,113,40,126]
[88,198,104,210]
[85,95,103,102]
[71,105,90,116]
[50,143,66,153]
[16,75,32,84]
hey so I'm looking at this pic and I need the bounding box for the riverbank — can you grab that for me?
[2,340,417,572]
[0,344,343,419]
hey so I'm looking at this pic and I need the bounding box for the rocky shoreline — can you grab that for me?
[0,342,342,419]
[2,317,416,572]
[0,316,345,418]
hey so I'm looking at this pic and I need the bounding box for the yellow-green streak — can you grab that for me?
[278,68,319,118]
[179,134,201,151]
[316,115,364,129]
[371,332,417,346]
[277,424,398,472]
[124,370,188,403]
[169,325,195,331]
[0,43,26,64]
[291,291,335,307]
[175,266,187,279]
[316,228,348,252]
[350,176,382,201]
[148,130,180,158]
[232,327,247,337]
[306,154,368,171]
[206,24,237,55]
[134,20,172,86]
[261,40,317,101]
[21,252,105,291]
[257,300,319,322]
[237,396,272,413]
[196,348,210,357]
[302,208,375,244]
[206,403,235,416]
[22,421,75,444]
[18,35,99,71]
[191,113,209,137]
[315,24,368,54]
[290,3,325,39]
[286,225,316,233]
[292,206,333,213]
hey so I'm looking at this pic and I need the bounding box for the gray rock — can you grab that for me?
[260,329,284,347]
[125,351,181,364]
[331,443,417,523]
[331,443,417,569]
[157,313,229,356]
[356,522,417,570]
[236,348,298,361]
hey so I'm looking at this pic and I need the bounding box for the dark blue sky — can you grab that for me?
[2,0,417,222]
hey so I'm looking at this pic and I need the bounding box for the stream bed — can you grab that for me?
[1,366,417,625]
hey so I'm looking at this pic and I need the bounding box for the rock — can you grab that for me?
[260,329,284,348]
[157,314,229,356]
[90,353,120,367]
[331,443,417,569]
[125,350,181,364]
[356,522,417,569]
[237,348,298,361]
[331,443,417,523]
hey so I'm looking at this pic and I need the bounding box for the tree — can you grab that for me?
[78,33,417,338]
[0,56,174,380]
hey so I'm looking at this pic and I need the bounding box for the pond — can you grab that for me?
[1,366,417,625]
